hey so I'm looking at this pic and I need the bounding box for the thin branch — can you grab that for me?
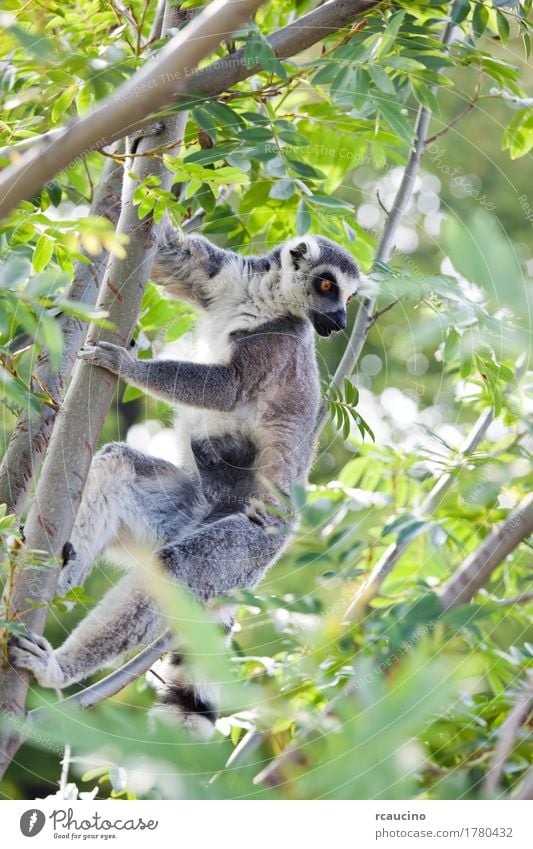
[28,634,172,720]
[492,592,533,607]
[484,671,533,797]
[0,0,383,211]
[145,0,167,45]
[368,298,400,327]
[439,492,533,610]
[425,101,476,145]
[514,769,533,800]
[0,37,195,781]
[343,406,495,623]
[317,4,457,432]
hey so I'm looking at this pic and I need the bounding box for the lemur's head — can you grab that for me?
[279,235,374,337]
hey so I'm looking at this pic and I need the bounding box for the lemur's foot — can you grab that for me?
[8,631,65,688]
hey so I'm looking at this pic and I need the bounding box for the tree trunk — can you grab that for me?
[0,152,123,517]
[0,112,188,780]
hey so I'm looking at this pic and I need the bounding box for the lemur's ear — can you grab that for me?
[289,241,309,268]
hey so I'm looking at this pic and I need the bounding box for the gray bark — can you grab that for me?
[439,492,533,610]
[0,111,188,780]
[0,152,123,517]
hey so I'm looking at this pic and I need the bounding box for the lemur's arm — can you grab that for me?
[151,225,232,308]
[78,341,239,410]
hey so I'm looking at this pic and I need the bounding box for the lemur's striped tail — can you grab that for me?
[110,541,234,739]
[148,651,219,739]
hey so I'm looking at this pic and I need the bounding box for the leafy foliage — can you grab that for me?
[0,0,532,802]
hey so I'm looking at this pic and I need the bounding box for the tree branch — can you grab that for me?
[0,0,265,779]
[439,492,533,611]
[0,151,124,517]
[0,0,265,220]
[484,670,533,798]
[0,116,189,778]
[343,408,495,623]
[0,0,382,217]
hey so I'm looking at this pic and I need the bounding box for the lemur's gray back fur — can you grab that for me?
[9,227,368,738]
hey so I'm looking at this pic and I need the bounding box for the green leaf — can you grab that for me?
[496,10,510,44]
[502,110,533,159]
[308,194,354,211]
[122,384,145,403]
[46,180,62,208]
[165,314,193,342]
[376,99,415,146]
[296,199,311,234]
[240,181,272,214]
[368,65,396,95]
[287,158,326,180]
[40,314,64,369]
[33,235,54,273]
[0,257,31,289]
[452,0,470,24]
[472,4,489,40]
[412,81,440,115]
[76,82,93,115]
[51,87,75,123]
[192,107,217,140]
[377,9,406,59]
[269,179,296,200]
[204,100,244,129]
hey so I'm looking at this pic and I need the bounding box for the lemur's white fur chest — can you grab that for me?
[174,298,260,458]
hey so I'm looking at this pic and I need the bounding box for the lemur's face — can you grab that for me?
[280,236,373,337]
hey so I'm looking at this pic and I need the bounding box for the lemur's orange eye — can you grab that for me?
[347,294,353,303]
[319,279,333,293]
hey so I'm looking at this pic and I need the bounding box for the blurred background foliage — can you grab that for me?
[0,0,532,800]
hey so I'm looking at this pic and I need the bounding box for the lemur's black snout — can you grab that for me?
[310,308,347,336]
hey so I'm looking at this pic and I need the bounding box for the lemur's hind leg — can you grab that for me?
[9,572,164,689]
[60,442,206,594]
[157,511,291,602]
[148,512,289,732]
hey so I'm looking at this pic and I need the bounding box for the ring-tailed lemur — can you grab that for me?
[9,228,371,736]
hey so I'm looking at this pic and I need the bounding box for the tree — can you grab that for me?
[0,0,531,800]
